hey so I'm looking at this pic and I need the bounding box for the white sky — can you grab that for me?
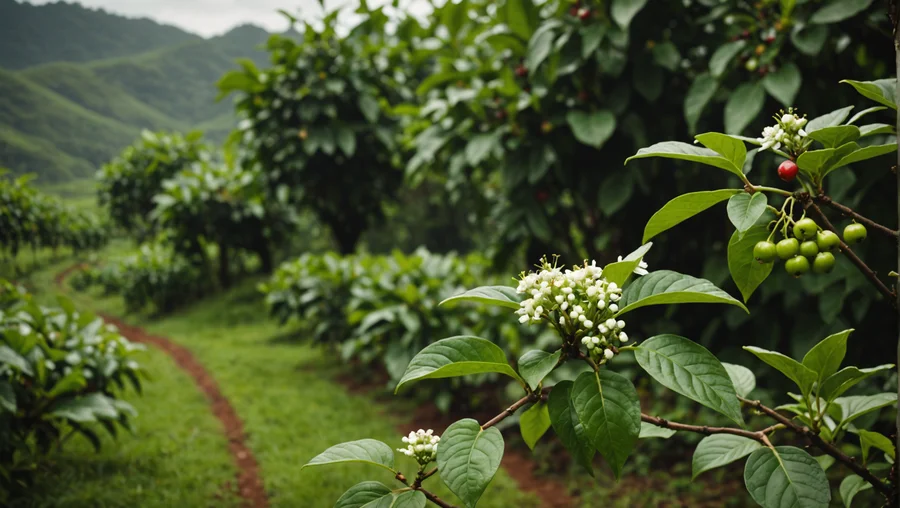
[25,0,430,37]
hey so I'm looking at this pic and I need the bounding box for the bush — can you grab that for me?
[0,280,146,501]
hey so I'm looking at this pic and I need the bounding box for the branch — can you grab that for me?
[801,198,897,307]
[739,397,893,499]
[813,195,898,239]
[640,413,777,445]
[420,488,456,508]
[481,390,543,430]
[397,472,458,508]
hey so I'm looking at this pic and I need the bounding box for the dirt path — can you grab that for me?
[55,265,269,508]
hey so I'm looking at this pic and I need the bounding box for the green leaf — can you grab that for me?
[47,370,87,398]
[547,380,595,475]
[335,127,357,157]
[762,62,802,106]
[693,434,762,479]
[839,475,871,508]
[643,189,740,243]
[743,346,817,396]
[440,286,521,309]
[437,418,504,508]
[334,481,392,508]
[858,123,894,137]
[466,132,501,166]
[801,329,852,384]
[602,259,643,288]
[391,491,426,508]
[581,24,607,58]
[858,430,895,462]
[639,422,675,439]
[814,455,835,472]
[709,41,746,77]
[727,225,774,302]
[820,364,894,402]
[0,345,33,376]
[504,0,538,40]
[571,370,641,478]
[566,110,616,149]
[49,393,118,423]
[300,439,395,473]
[727,193,768,234]
[828,143,897,175]
[617,270,748,315]
[652,42,681,72]
[634,334,744,425]
[791,24,828,56]
[520,402,551,450]
[848,106,887,124]
[744,446,831,508]
[807,126,861,149]
[0,381,15,413]
[685,73,719,134]
[625,141,746,178]
[806,106,855,132]
[723,362,757,398]
[610,0,648,28]
[525,27,555,74]
[695,132,748,171]
[725,82,766,135]
[832,393,896,428]
[810,0,875,24]
[358,95,380,123]
[396,336,523,393]
[518,350,561,391]
[841,79,897,110]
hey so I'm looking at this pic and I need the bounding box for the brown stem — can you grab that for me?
[640,414,777,444]
[481,391,542,430]
[420,488,456,508]
[813,195,898,238]
[739,397,892,498]
[398,472,458,508]
[801,198,897,307]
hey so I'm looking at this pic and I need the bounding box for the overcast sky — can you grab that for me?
[26,0,429,37]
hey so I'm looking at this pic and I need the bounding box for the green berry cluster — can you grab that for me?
[753,216,867,278]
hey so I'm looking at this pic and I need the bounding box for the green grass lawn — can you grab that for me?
[11,254,539,508]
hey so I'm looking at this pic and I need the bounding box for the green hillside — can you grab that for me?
[0,0,200,69]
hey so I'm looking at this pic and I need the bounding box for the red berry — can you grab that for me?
[578,8,591,20]
[515,65,527,77]
[778,160,798,182]
[764,34,776,43]
[536,190,550,203]
[578,90,589,102]
[741,30,750,39]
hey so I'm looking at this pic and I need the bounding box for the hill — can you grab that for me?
[0,0,201,70]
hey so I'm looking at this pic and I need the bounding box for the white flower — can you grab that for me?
[398,429,440,466]
[603,349,615,360]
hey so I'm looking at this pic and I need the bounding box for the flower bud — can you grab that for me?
[609,303,618,313]
[617,320,625,329]
[619,332,629,343]
[603,349,614,360]
[584,320,593,328]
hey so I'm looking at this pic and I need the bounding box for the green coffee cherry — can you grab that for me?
[785,255,810,277]
[816,230,840,252]
[843,223,867,245]
[793,218,818,240]
[799,240,819,258]
[753,241,777,263]
[776,238,800,260]
[813,252,836,274]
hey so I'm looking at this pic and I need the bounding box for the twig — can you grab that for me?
[397,472,458,508]
[739,397,892,498]
[640,414,778,444]
[420,488,456,508]
[813,195,898,239]
[801,198,897,307]
[481,390,544,430]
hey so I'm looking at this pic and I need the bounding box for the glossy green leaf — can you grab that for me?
[566,110,616,149]
[639,422,675,439]
[396,336,523,393]
[809,0,874,24]
[725,82,765,135]
[48,393,119,422]
[440,286,521,309]
[709,40,746,77]
[335,127,357,157]
[791,24,828,56]
[301,439,395,473]
[827,143,898,176]
[520,402,551,450]
[642,189,740,243]
[693,434,762,478]
[685,73,718,134]
[814,455,835,472]
[610,0,648,28]
[517,350,561,391]
[624,141,745,178]
[695,132,748,171]
[437,418,504,508]
[723,362,756,398]
[762,62,801,106]
[0,381,15,413]
[841,79,897,110]
[847,106,887,124]
[525,27,555,74]
[743,346,817,396]
[806,106,855,132]
[807,126,860,149]
[334,481,392,508]
[635,335,743,425]
[652,42,681,71]
[602,259,643,288]
[858,430,895,462]
[617,270,747,316]
[801,329,851,384]
[839,475,871,508]
[547,380,595,475]
[727,192,768,234]
[832,393,896,428]
[727,225,774,302]
[571,370,641,478]
[581,24,607,58]
[820,364,894,402]
[504,0,538,40]
[858,123,894,137]
[744,446,831,508]
[0,345,33,376]
[466,132,500,166]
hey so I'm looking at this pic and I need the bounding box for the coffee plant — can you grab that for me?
[0,281,146,501]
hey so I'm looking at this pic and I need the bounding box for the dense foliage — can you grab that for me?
[0,171,106,264]
[0,280,146,501]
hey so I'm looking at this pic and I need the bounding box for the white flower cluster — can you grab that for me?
[758,110,808,154]
[515,257,637,363]
[398,429,440,466]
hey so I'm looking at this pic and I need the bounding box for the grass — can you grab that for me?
[11,252,540,508]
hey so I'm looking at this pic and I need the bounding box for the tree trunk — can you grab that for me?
[218,242,231,289]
